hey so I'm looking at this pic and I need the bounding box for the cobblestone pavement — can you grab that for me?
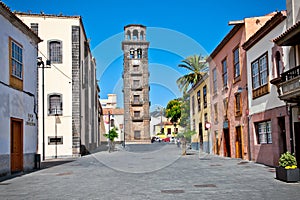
[0,143,300,200]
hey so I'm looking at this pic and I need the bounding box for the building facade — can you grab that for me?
[272,0,300,164]
[122,24,151,143]
[17,13,100,159]
[0,2,41,176]
[208,14,275,160]
[189,74,212,153]
[243,12,290,166]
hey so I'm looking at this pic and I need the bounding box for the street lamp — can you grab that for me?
[37,57,50,161]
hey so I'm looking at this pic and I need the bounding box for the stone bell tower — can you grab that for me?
[122,24,150,143]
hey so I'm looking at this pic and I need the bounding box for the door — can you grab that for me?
[235,126,243,159]
[223,128,231,157]
[11,118,23,172]
[278,117,287,155]
[294,122,300,166]
[199,123,203,150]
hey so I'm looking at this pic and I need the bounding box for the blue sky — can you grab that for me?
[3,0,286,110]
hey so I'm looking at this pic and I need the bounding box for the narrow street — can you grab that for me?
[0,143,299,200]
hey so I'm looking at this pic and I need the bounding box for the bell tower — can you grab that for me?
[122,24,150,143]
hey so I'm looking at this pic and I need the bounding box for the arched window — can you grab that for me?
[137,48,142,59]
[140,31,144,40]
[275,51,282,77]
[133,30,138,40]
[48,40,62,63]
[48,93,63,115]
[126,30,131,40]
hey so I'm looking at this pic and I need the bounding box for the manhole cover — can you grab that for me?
[194,184,216,188]
[0,183,10,185]
[210,164,222,166]
[161,190,185,194]
[199,158,211,160]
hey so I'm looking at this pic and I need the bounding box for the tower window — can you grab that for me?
[130,48,135,59]
[48,94,63,115]
[133,30,138,40]
[137,48,142,59]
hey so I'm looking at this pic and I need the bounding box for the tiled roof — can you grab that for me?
[273,20,300,43]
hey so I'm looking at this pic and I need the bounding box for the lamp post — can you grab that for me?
[37,57,50,161]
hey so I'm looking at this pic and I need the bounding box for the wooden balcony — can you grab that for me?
[277,65,300,102]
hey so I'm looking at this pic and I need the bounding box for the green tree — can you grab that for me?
[178,93,190,130]
[104,128,119,152]
[176,55,208,93]
[165,99,181,125]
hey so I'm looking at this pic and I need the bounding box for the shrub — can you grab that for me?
[279,152,297,169]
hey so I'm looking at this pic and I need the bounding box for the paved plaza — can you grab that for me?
[0,143,300,200]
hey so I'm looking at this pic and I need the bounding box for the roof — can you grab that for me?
[273,20,300,46]
[15,12,89,45]
[103,108,124,115]
[0,2,42,43]
[243,11,286,50]
[154,121,173,126]
[124,24,146,30]
[208,24,243,60]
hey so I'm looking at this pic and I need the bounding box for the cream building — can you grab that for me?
[0,2,41,176]
[17,12,100,159]
[188,73,212,153]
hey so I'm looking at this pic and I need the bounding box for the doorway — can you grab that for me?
[199,123,203,151]
[278,117,287,155]
[294,122,300,166]
[235,126,243,159]
[223,128,231,157]
[11,118,23,172]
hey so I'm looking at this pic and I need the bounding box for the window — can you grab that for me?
[134,111,140,117]
[256,121,272,144]
[110,119,115,127]
[11,40,23,79]
[49,40,62,63]
[133,95,140,103]
[197,90,201,111]
[134,130,141,139]
[233,47,240,79]
[213,68,217,94]
[235,93,241,116]
[203,85,207,108]
[48,94,63,115]
[9,38,23,90]
[192,95,195,115]
[214,103,218,123]
[133,65,139,71]
[133,80,140,88]
[222,58,228,88]
[30,23,38,35]
[275,51,282,78]
[192,119,196,131]
[137,48,142,59]
[251,52,269,98]
[223,98,228,119]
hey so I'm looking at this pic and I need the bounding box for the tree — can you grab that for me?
[165,99,181,125]
[104,128,118,152]
[178,93,190,130]
[176,55,208,93]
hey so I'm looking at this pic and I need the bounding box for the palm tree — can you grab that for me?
[176,55,208,93]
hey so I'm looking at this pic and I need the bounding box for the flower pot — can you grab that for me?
[276,167,299,182]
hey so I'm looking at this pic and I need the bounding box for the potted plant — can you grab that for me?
[104,128,118,153]
[276,152,299,182]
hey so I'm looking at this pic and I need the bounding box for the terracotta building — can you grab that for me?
[208,13,275,160]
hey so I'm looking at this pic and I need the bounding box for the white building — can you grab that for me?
[100,94,117,109]
[17,12,100,159]
[243,11,290,166]
[0,2,41,176]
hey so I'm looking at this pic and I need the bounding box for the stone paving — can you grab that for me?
[0,143,300,200]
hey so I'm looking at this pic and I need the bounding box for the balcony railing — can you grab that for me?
[277,65,300,102]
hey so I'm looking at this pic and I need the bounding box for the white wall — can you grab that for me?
[0,14,38,155]
[246,20,288,115]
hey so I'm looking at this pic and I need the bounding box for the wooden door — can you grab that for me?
[11,118,23,172]
[235,126,243,159]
